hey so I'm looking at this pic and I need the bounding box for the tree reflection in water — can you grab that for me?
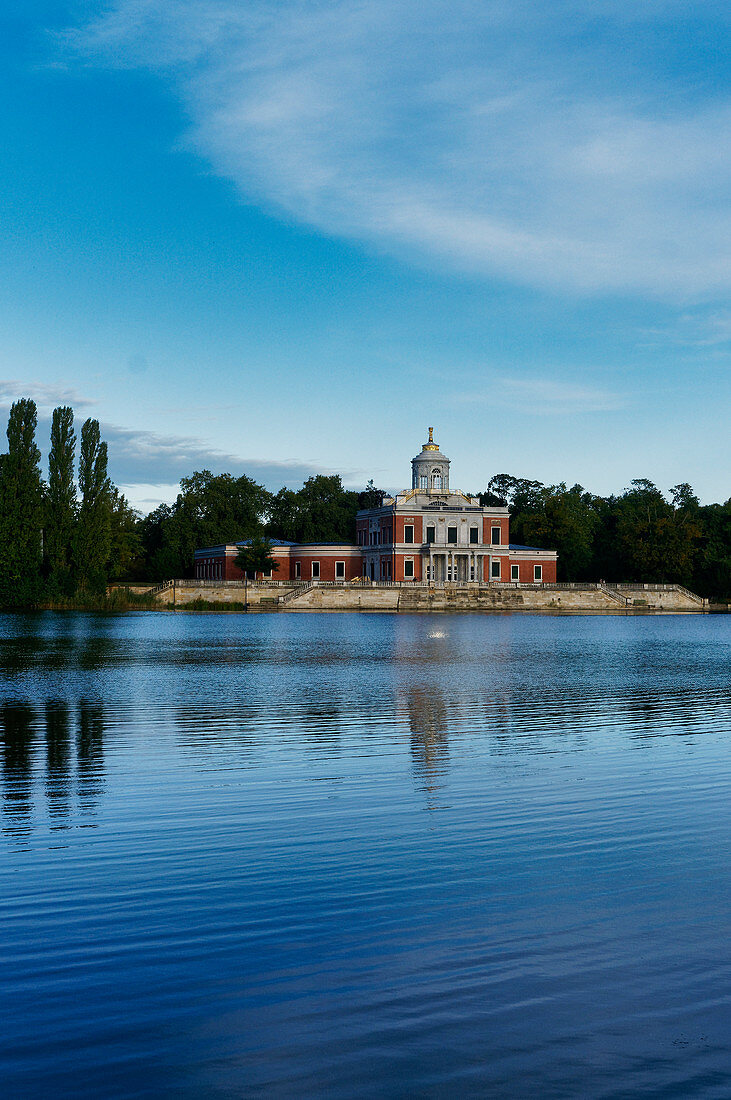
[0,698,105,838]
[1,702,35,839]
[45,700,72,827]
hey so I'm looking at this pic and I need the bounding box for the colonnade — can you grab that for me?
[426,551,489,583]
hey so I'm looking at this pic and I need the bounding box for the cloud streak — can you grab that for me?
[100,422,361,490]
[0,380,96,412]
[66,0,731,298]
[457,377,626,415]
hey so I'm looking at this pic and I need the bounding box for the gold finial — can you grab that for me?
[423,425,439,452]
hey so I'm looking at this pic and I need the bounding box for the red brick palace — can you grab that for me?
[195,430,557,584]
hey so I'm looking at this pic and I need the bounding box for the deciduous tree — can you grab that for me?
[234,536,279,578]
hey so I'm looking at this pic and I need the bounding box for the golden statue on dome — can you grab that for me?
[423,426,440,452]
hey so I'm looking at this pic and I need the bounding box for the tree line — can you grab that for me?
[479,475,731,599]
[0,399,139,606]
[1,398,729,604]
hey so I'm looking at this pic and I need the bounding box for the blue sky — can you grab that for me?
[2,1,730,509]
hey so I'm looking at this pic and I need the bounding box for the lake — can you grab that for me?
[1,611,730,1098]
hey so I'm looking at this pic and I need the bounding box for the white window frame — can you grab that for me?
[491,526,501,545]
[404,524,414,544]
[419,474,428,489]
[511,564,519,582]
[534,564,542,582]
[491,559,501,579]
[311,561,320,580]
[404,558,414,578]
[335,560,345,580]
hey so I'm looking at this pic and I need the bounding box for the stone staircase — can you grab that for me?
[278,582,314,606]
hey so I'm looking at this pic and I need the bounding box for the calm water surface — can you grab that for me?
[1,611,730,1098]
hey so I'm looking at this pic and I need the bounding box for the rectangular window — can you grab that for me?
[404,559,414,578]
[447,526,458,544]
[419,475,427,490]
[335,561,345,579]
[491,526,501,545]
[357,530,363,546]
[312,561,320,579]
[469,527,479,544]
[511,564,519,581]
[294,561,301,579]
[404,524,414,544]
[491,559,501,579]
[425,525,435,543]
[534,564,542,582]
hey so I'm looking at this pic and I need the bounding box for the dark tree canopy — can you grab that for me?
[45,406,77,593]
[141,470,271,579]
[0,399,44,603]
[267,475,359,544]
[74,419,112,592]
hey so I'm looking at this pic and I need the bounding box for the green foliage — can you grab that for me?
[108,488,144,580]
[485,471,722,595]
[358,479,386,510]
[514,483,599,581]
[74,419,112,592]
[614,479,701,583]
[141,470,271,579]
[45,406,77,594]
[234,536,279,578]
[267,475,359,543]
[0,399,44,605]
[183,598,248,612]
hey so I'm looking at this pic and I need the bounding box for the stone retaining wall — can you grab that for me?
[129,580,708,612]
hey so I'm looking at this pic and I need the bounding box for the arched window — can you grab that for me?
[431,468,442,490]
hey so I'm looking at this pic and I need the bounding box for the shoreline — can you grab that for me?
[100,579,710,614]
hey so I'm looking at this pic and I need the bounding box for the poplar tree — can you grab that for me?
[74,419,111,592]
[45,406,77,593]
[0,399,44,604]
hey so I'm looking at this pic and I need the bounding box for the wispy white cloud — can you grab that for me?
[99,422,362,489]
[65,0,731,297]
[641,310,731,349]
[0,380,96,412]
[457,377,625,414]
